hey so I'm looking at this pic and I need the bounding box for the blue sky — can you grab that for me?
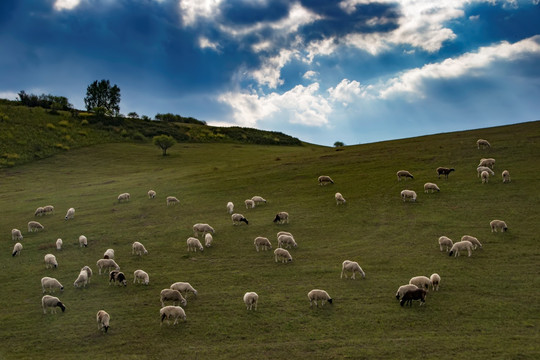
[1,0,539,146]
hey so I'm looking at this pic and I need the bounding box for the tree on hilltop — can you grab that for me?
[153,135,176,156]
[84,80,121,116]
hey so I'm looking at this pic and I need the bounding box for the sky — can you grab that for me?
[0,0,539,146]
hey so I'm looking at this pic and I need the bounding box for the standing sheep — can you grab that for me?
[192,223,215,237]
[243,292,259,310]
[96,259,120,274]
[56,238,63,251]
[274,248,292,263]
[231,213,249,225]
[117,193,130,202]
[166,196,179,205]
[109,270,127,286]
[461,235,482,250]
[251,196,267,205]
[170,282,198,297]
[273,212,289,224]
[400,190,417,202]
[502,170,511,183]
[490,219,508,232]
[148,190,156,199]
[133,269,150,285]
[160,289,187,307]
[65,207,75,220]
[335,192,346,205]
[481,170,489,184]
[12,242,23,257]
[132,241,148,256]
[436,167,455,179]
[186,237,204,252]
[430,273,441,291]
[204,233,213,247]
[477,139,491,149]
[409,276,431,291]
[438,236,453,252]
[400,288,427,307]
[395,284,419,300]
[477,166,494,178]
[308,289,333,307]
[160,306,186,326]
[97,310,110,333]
[44,254,58,269]
[79,235,88,248]
[340,260,365,280]
[318,175,334,185]
[448,240,474,257]
[244,199,255,209]
[42,295,66,314]
[277,234,297,249]
[11,228,23,241]
[226,201,234,214]
[254,237,272,252]
[424,183,440,193]
[396,170,414,181]
[27,221,44,232]
[41,277,64,293]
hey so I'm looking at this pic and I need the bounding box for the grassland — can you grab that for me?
[0,121,539,359]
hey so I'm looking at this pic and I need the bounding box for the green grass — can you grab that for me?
[1,121,539,359]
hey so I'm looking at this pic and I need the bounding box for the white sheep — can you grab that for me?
[274,248,292,263]
[192,223,215,237]
[97,310,110,333]
[160,289,187,307]
[231,213,249,225]
[166,196,179,205]
[133,269,150,285]
[56,238,63,251]
[170,282,198,297]
[277,231,293,239]
[490,219,508,232]
[424,182,440,193]
[12,242,23,257]
[132,241,148,256]
[27,221,44,232]
[477,166,494,177]
[335,192,346,205]
[41,295,66,314]
[41,277,64,293]
[400,190,417,202]
[96,258,120,274]
[43,205,54,215]
[226,201,234,214]
[477,139,491,149]
[409,276,432,291]
[254,237,272,252]
[103,248,115,259]
[73,269,88,288]
[273,211,289,224]
[318,175,334,185]
[243,292,259,310]
[244,199,255,209]
[81,265,93,283]
[481,170,489,184]
[34,206,44,217]
[187,237,204,252]
[117,192,130,202]
[478,158,495,169]
[396,170,414,181]
[308,289,333,307]
[79,235,88,248]
[11,228,23,241]
[502,170,511,183]
[340,260,365,280]
[204,233,213,247]
[251,196,267,204]
[277,234,297,249]
[448,240,474,257]
[395,284,419,300]
[438,236,453,252]
[461,235,482,250]
[44,254,58,269]
[430,273,441,291]
[65,207,75,220]
[160,306,186,326]
[148,190,156,199]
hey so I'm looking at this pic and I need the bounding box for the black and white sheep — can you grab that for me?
[97,310,110,333]
[244,199,255,209]
[192,223,215,237]
[133,269,150,285]
[117,192,130,202]
[27,221,44,232]
[160,289,187,307]
[160,306,186,326]
[12,242,22,257]
[11,228,23,241]
[502,170,511,183]
[79,235,88,248]
[96,258,120,274]
[400,288,426,307]
[41,277,64,293]
[273,212,289,224]
[243,292,259,310]
[438,236,454,252]
[170,282,198,297]
[318,175,334,185]
[274,248,292,263]
[132,241,148,256]
[308,289,333,307]
[409,276,431,291]
[424,182,440,193]
[166,196,179,205]
[395,284,419,300]
[42,295,66,314]
[396,170,414,181]
[461,235,482,250]
[477,166,494,178]
[44,254,58,269]
[109,270,127,286]
[277,234,297,249]
[476,139,491,149]
[187,237,204,252]
[254,237,272,252]
[436,167,455,179]
[251,196,267,204]
[400,190,417,202]
[448,240,474,257]
[148,190,156,199]
[490,219,508,232]
[226,201,234,214]
[65,207,75,220]
[335,192,346,205]
[430,273,441,291]
[231,213,249,225]
[340,260,365,280]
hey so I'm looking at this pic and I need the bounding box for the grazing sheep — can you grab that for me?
[65,207,75,220]
[400,288,426,307]
[277,231,293,239]
[103,248,115,259]
[41,295,66,314]
[44,254,58,269]
[55,238,63,251]
[335,192,346,205]
[490,219,508,232]
[318,175,334,185]
[117,192,130,202]
[424,182,440,193]
[170,282,198,297]
[308,289,333,307]
[478,158,495,169]
[160,306,186,326]
[477,166,495,177]
[244,199,255,209]
[11,228,23,241]
[274,248,292,263]
[231,213,249,225]
[109,270,127,286]
[438,236,453,252]
[166,196,179,205]
[481,170,489,184]
[396,170,414,181]
[148,190,156,199]
[409,276,431,291]
[254,237,272,252]
[186,237,204,252]
[502,170,511,183]
[477,139,491,149]
[436,167,455,179]
[133,269,149,285]
[27,221,44,232]
[243,292,259,310]
[430,273,441,291]
[226,201,234,214]
[448,240,474,257]
[96,259,120,274]
[192,223,215,237]
[41,277,64,293]
[277,234,297,249]
[43,205,54,215]
[73,269,88,288]
[132,241,148,256]
[395,284,419,300]
[204,233,213,247]
[273,212,289,224]
[251,196,267,204]
[97,310,110,333]
[340,260,365,280]
[34,206,45,217]
[79,235,88,248]
[12,242,23,257]
[400,190,417,202]
[81,265,93,283]
[461,235,482,250]
[160,289,187,307]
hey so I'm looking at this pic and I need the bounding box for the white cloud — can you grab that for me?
[198,37,220,52]
[0,91,18,100]
[469,15,480,20]
[303,70,318,80]
[328,79,368,106]
[179,0,223,27]
[305,38,338,62]
[53,0,81,11]
[250,49,298,89]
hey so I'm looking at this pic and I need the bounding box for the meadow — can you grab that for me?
[0,121,539,359]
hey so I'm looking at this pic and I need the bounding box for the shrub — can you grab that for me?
[80,119,89,126]
[46,123,56,130]
[58,120,70,127]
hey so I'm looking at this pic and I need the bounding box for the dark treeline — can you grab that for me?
[18,91,73,111]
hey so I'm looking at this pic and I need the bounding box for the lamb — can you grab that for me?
[277,234,297,249]
[448,240,474,257]
[204,233,213,247]
[502,170,511,183]
[400,288,426,307]
[186,237,204,252]
[430,273,441,291]
[55,238,63,251]
[117,192,130,202]
[273,212,289,224]
[97,310,110,333]
[81,265,93,283]
[335,192,346,205]
[27,221,44,232]
[226,201,234,214]
[41,295,66,314]
[44,254,58,269]
[132,241,148,256]
[478,158,495,169]
[396,170,414,181]
[243,292,259,310]
[400,190,417,202]
[340,260,365,280]
[103,248,115,259]
[461,235,482,250]
[424,182,440,193]
[166,196,179,205]
[481,170,489,184]
[409,276,431,291]
[436,167,455,179]
[148,190,156,199]
[133,269,149,285]
[308,289,333,307]
[109,270,127,286]
[79,235,88,248]
[11,228,23,241]
[274,248,292,263]
[477,139,491,149]
[73,269,88,288]
[34,206,45,217]
[254,237,272,252]
[96,258,120,274]
[318,175,334,185]
[12,242,23,257]
[490,219,508,232]
[160,306,186,326]
[41,277,64,293]
[231,213,249,225]
[438,236,453,252]
[160,289,187,307]
[251,196,267,204]
[192,223,215,237]
[477,166,494,177]
[395,284,419,300]
[170,282,198,297]
[65,207,75,220]
[244,199,255,209]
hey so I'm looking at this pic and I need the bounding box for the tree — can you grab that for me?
[334,141,345,147]
[127,112,139,119]
[153,135,176,156]
[84,80,121,116]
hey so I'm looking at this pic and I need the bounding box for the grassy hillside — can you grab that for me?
[0,121,539,359]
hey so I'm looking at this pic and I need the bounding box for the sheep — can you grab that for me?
[400,190,417,202]
[478,158,495,169]
[430,273,441,291]
[103,248,115,259]
[244,199,255,209]
[187,237,204,252]
[409,276,431,291]
[274,248,292,263]
[448,240,474,257]
[231,213,249,225]
[477,139,491,149]
[43,205,54,215]
[44,254,58,269]
[251,196,267,204]
[55,238,63,251]
[65,207,75,220]
[41,295,66,314]
[34,206,45,217]
[477,166,494,177]
[481,170,489,184]
[461,235,482,250]
[73,269,88,288]
[436,167,455,179]
[502,170,511,183]
[117,192,130,202]
[11,228,23,241]
[254,237,272,252]
[109,270,127,286]
[133,269,149,285]
[79,235,88,248]
[277,231,293,239]
[395,284,419,300]
[132,241,148,256]
[96,259,120,274]
[277,234,297,249]
[41,277,64,293]
[192,223,215,237]
[335,192,346,205]
[160,306,186,326]
[308,289,333,307]
[400,288,427,307]
[273,212,289,224]
[438,236,453,252]
[97,310,110,333]
[424,182,440,193]
[81,265,93,283]
[27,221,44,232]
[148,190,156,199]
[490,219,508,232]
[12,242,23,257]
[243,292,259,310]
[226,201,234,214]
[396,170,414,181]
[170,282,198,297]
[340,260,365,280]
[166,196,179,205]
[204,233,213,247]
[318,175,334,185]
[160,289,187,307]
